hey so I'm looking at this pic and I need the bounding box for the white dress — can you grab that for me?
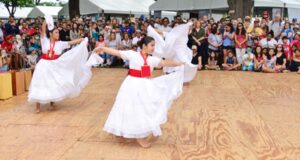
[103,50,184,138]
[28,37,100,104]
[147,23,198,83]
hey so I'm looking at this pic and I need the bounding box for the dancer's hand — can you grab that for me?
[93,46,104,55]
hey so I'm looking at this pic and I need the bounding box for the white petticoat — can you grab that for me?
[28,39,102,104]
[103,66,184,138]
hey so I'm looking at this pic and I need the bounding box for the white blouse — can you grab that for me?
[41,35,70,55]
[120,50,161,71]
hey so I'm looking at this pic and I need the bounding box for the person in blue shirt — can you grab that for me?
[281,22,294,42]
[120,20,135,37]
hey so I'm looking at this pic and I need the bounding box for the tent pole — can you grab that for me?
[282,3,286,18]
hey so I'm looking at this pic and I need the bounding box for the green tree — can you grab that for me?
[0,0,33,17]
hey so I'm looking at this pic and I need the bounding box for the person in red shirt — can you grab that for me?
[1,35,13,52]
[291,34,300,48]
[282,36,293,61]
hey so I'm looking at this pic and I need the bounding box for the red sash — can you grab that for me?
[128,52,151,78]
[41,42,60,60]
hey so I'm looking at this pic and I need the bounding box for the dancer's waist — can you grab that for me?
[41,54,60,60]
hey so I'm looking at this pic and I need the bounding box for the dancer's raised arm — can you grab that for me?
[93,46,121,58]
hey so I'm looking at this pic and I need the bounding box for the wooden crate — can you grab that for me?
[0,72,13,100]
[24,70,32,91]
[11,71,25,96]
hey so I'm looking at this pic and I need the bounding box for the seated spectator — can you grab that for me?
[191,45,202,70]
[281,36,293,61]
[26,49,38,69]
[89,38,96,51]
[222,50,240,71]
[104,32,119,67]
[242,48,255,71]
[158,17,172,33]
[275,44,287,72]
[289,49,300,73]
[205,51,220,70]
[254,46,264,71]
[262,48,277,73]
[259,31,278,49]
[132,30,142,46]
[281,22,294,42]
[121,32,132,50]
[96,34,106,48]
[1,35,13,52]
[0,49,9,72]
[120,20,135,37]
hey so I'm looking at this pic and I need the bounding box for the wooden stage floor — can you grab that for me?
[0,69,300,160]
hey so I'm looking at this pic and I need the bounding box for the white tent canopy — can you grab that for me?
[0,5,33,18]
[28,6,62,18]
[150,0,300,11]
[58,2,69,18]
[80,0,155,15]
[255,0,300,8]
[149,0,228,11]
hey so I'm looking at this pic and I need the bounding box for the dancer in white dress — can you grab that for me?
[94,36,184,148]
[28,17,100,113]
[147,22,198,83]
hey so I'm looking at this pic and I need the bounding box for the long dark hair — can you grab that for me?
[235,22,246,35]
[276,44,283,54]
[254,46,262,58]
[72,23,79,32]
[211,23,218,34]
[137,36,154,49]
[266,48,275,60]
[46,27,59,39]
[225,23,234,33]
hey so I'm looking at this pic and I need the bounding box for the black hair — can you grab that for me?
[254,46,263,58]
[235,22,246,35]
[267,30,274,38]
[46,27,59,38]
[137,36,155,49]
[266,48,275,60]
[225,23,234,33]
[282,36,288,40]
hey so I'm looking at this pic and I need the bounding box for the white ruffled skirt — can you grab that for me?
[28,39,102,104]
[103,66,184,138]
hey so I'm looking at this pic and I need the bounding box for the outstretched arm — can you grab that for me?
[68,38,83,45]
[93,46,121,58]
[158,59,184,67]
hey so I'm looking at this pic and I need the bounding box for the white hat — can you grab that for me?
[192,45,197,49]
[45,15,54,30]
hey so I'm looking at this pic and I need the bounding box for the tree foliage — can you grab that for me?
[0,0,33,16]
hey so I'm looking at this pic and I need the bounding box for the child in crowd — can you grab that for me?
[222,50,240,70]
[205,51,220,70]
[242,48,255,71]
[191,45,202,70]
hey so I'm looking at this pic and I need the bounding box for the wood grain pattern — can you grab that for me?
[0,69,299,160]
